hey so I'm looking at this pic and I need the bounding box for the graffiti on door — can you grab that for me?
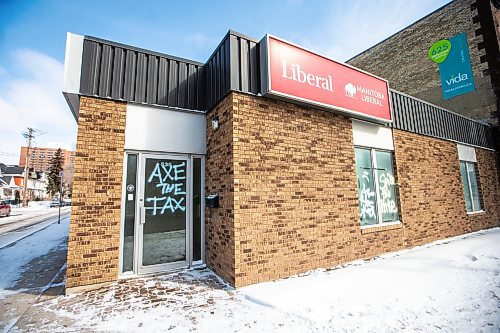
[146,161,186,215]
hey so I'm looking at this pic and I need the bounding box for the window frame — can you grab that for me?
[460,160,483,213]
[354,145,400,227]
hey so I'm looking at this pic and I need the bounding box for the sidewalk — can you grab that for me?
[1,226,499,332]
[0,215,69,333]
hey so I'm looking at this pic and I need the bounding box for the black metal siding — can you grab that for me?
[80,38,204,110]
[77,32,494,150]
[390,90,494,149]
[203,31,260,110]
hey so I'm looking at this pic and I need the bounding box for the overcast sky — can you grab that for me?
[0,0,451,165]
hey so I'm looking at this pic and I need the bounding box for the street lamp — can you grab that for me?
[58,171,63,224]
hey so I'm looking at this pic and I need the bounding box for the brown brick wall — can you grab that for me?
[393,129,500,247]
[231,93,360,287]
[206,92,500,288]
[66,96,126,289]
[205,93,236,286]
[467,146,500,226]
[348,0,498,125]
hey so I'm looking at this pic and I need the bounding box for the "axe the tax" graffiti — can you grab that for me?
[146,161,186,215]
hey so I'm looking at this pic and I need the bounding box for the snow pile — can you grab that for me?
[33,227,499,332]
[241,228,500,332]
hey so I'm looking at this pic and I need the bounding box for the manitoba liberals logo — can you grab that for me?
[346,83,385,106]
[344,83,356,98]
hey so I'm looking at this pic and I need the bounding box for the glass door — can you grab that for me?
[138,154,189,273]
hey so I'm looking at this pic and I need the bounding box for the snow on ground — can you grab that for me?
[0,216,69,299]
[29,227,500,333]
[242,228,500,332]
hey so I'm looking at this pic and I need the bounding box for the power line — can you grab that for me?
[0,151,17,156]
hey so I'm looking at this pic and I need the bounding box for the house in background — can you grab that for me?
[0,163,49,202]
[0,175,18,201]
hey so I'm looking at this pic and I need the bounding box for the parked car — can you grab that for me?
[62,198,72,206]
[49,199,61,208]
[0,200,11,217]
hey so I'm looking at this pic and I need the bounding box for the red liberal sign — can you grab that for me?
[261,35,392,122]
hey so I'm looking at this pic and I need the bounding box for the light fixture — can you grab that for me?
[212,115,219,130]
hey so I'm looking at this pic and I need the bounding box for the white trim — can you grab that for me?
[352,120,394,151]
[457,144,477,162]
[62,32,83,94]
[360,220,402,229]
[125,104,206,155]
[467,210,485,215]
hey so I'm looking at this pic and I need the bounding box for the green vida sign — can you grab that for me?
[429,33,475,99]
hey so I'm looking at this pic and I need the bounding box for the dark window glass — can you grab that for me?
[460,161,483,212]
[355,148,377,226]
[122,154,137,273]
[192,158,202,262]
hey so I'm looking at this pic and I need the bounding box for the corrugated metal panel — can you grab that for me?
[78,33,493,150]
[111,48,125,99]
[390,90,494,149]
[80,37,204,110]
[202,31,260,110]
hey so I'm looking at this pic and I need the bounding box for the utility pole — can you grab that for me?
[22,127,35,207]
[58,171,63,224]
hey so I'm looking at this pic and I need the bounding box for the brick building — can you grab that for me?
[348,0,500,128]
[19,146,75,173]
[62,28,500,293]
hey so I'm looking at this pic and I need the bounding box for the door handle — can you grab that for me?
[140,206,146,224]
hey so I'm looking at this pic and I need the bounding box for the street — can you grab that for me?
[0,206,71,249]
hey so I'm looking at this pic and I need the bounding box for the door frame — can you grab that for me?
[118,150,205,277]
[137,153,190,274]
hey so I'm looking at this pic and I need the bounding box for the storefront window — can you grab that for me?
[459,161,482,212]
[355,147,399,226]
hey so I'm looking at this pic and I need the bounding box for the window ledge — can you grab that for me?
[467,210,486,216]
[361,221,403,234]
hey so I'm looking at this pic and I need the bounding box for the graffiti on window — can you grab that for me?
[146,161,186,215]
[359,171,376,219]
[378,172,398,214]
